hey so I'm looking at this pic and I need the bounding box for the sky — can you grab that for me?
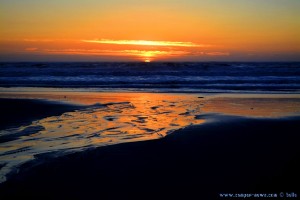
[0,0,300,62]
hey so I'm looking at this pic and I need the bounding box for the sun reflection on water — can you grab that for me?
[0,93,206,183]
[1,92,300,183]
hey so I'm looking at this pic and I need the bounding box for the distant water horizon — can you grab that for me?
[1,62,300,93]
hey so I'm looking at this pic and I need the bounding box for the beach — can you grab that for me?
[0,90,300,199]
[1,0,300,198]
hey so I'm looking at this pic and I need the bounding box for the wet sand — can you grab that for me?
[0,116,299,199]
[0,98,84,130]
[0,91,300,199]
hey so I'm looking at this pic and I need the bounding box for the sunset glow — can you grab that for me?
[39,48,188,62]
[1,1,300,196]
[0,0,299,61]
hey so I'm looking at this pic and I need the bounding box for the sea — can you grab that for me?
[1,62,300,93]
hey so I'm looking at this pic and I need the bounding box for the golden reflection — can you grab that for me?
[201,96,300,118]
[0,92,205,183]
[1,91,300,183]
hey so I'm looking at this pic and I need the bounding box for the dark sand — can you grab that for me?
[0,98,83,130]
[0,115,299,199]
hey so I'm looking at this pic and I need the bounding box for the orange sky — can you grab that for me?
[0,0,299,61]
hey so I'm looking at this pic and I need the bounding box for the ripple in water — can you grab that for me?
[0,96,206,183]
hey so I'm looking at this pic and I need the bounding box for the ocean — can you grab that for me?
[1,62,300,93]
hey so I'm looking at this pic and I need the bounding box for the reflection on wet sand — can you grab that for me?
[0,93,205,183]
[202,96,300,118]
[0,91,300,183]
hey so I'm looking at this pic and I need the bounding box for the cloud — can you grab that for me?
[122,50,188,57]
[32,48,230,61]
[82,39,209,47]
[44,49,187,57]
[25,47,38,51]
[205,52,230,56]
[42,49,189,61]
[23,39,54,42]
